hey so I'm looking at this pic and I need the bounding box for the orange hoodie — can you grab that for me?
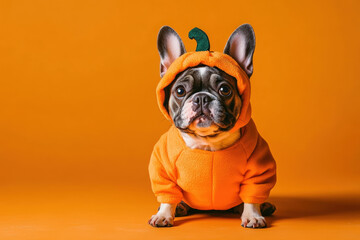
[149,49,276,210]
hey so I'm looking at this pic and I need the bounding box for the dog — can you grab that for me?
[148,24,277,228]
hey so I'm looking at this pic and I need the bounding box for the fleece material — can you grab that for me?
[149,119,276,210]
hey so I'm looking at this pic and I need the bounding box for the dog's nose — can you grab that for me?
[193,94,212,107]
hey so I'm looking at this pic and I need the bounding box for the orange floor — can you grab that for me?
[1,184,359,240]
[1,1,359,240]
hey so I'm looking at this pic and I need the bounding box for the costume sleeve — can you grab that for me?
[148,140,183,204]
[239,136,277,204]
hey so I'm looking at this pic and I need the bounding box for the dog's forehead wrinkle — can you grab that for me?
[176,75,192,85]
[209,73,223,84]
[174,70,191,82]
[174,66,221,88]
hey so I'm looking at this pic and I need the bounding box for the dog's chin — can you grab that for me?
[188,115,220,137]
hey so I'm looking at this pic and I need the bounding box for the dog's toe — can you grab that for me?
[247,217,257,228]
[149,215,158,227]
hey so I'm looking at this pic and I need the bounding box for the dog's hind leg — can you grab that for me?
[260,202,276,216]
[175,201,192,217]
[231,202,276,216]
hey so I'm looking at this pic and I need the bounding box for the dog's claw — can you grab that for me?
[241,219,248,228]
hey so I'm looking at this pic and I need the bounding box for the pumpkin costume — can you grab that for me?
[149,28,276,210]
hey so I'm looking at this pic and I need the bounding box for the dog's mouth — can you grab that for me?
[192,114,213,128]
[174,104,236,137]
[189,110,230,129]
[183,113,221,137]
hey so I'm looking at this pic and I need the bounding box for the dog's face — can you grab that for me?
[158,25,255,137]
[166,66,242,136]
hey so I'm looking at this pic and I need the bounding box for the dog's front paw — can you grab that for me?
[148,213,174,227]
[241,215,266,228]
[149,203,176,227]
[241,203,267,228]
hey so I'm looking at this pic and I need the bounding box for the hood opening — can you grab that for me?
[156,51,252,133]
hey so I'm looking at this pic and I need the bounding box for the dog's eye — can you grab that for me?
[176,86,186,97]
[219,84,232,97]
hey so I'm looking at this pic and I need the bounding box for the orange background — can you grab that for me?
[0,0,359,239]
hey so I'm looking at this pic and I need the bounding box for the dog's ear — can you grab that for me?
[224,24,255,78]
[157,26,186,78]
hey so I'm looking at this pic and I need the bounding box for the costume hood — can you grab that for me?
[156,28,252,132]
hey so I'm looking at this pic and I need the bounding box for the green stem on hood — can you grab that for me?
[188,27,210,51]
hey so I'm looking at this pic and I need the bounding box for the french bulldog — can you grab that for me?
[148,24,276,228]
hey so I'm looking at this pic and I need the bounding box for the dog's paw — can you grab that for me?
[148,213,174,227]
[241,203,267,228]
[241,215,266,228]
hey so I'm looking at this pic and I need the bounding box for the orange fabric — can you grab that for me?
[156,51,252,132]
[148,119,276,210]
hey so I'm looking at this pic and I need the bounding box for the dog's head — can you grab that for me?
[157,25,255,137]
